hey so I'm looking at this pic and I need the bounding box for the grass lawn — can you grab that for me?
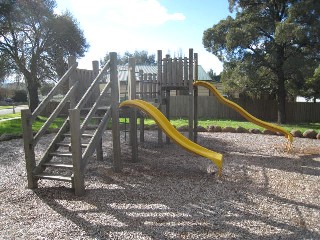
[0,112,319,136]
[142,118,320,133]
[0,106,14,110]
[0,113,65,135]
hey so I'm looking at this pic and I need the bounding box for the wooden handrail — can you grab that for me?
[33,81,79,145]
[81,108,111,170]
[75,60,110,110]
[80,81,111,133]
[31,62,78,121]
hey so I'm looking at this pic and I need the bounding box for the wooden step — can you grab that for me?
[42,162,73,169]
[34,173,72,182]
[86,125,99,130]
[63,133,94,138]
[56,142,88,148]
[49,152,72,157]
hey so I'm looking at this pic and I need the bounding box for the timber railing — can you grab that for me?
[22,53,121,193]
[21,58,79,189]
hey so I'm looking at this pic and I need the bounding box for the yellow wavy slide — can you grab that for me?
[120,99,223,176]
[194,81,293,147]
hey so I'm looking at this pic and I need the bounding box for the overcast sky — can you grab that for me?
[55,0,232,74]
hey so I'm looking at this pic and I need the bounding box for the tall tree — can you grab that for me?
[101,50,156,66]
[303,65,320,102]
[0,0,89,111]
[203,0,320,123]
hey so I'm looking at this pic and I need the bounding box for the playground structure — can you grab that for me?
[21,49,293,196]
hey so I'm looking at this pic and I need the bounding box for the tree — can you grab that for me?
[0,0,89,112]
[101,50,156,66]
[203,0,320,123]
[303,65,320,102]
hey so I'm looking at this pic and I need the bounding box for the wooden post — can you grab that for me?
[172,58,177,86]
[68,56,77,108]
[69,108,85,196]
[153,73,157,98]
[165,89,170,144]
[168,57,173,86]
[178,57,183,87]
[110,52,122,172]
[193,53,198,143]
[21,109,38,189]
[139,70,144,99]
[140,117,145,142]
[92,60,103,161]
[128,57,138,162]
[148,73,153,99]
[143,73,148,99]
[183,57,188,87]
[157,50,163,146]
[188,48,194,141]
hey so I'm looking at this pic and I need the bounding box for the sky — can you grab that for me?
[55,0,233,74]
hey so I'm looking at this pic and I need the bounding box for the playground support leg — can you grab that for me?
[140,117,145,142]
[21,109,38,189]
[69,109,85,196]
[194,86,198,143]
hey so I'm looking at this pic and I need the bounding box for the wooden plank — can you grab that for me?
[148,73,153,99]
[183,57,188,87]
[35,173,72,182]
[110,52,122,172]
[34,82,78,145]
[43,163,73,169]
[128,57,138,162]
[21,109,38,189]
[157,50,163,146]
[139,70,144,99]
[188,48,194,140]
[69,108,85,196]
[193,53,198,142]
[31,60,78,120]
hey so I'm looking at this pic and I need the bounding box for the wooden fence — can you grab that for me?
[169,96,320,123]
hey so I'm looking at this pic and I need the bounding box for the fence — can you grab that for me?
[169,96,320,123]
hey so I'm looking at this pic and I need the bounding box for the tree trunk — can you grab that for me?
[27,81,39,113]
[277,74,286,124]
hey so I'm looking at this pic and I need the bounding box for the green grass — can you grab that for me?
[0,113,65,135]
[0,113,21,120]
[138,118,320,133]
[0,112,319,136]
[0,106,14,110]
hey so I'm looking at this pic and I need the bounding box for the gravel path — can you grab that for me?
[0,131,319,239]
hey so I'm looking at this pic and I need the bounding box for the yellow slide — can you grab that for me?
[120,99,223,176]
[194,81,293,148]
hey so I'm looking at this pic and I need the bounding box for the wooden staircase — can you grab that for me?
[21,53,121,196]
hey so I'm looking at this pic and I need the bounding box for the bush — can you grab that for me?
[12,89,28,102]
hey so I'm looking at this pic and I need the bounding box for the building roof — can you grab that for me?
[115,65,211,82]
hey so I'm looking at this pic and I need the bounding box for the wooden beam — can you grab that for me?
[128,57,138,162]
[69,108,85,196]
[21,109,38,189]
[110,52,122,172]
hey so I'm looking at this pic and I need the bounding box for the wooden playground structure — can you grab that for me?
[22,49,202,195]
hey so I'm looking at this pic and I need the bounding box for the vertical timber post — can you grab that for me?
[110,52,122,172]
[139,69,145,142]
[21,109,38,189]
[69,108,85,196]
[188,48,194,141]
[68,56,77,109]
[92,60,103,161]
[157,50,163,146]
[193,53,198,143]
[165,54,171,144]
[128,57,138,162]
